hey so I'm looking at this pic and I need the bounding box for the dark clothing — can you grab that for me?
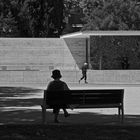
[121,57,129,69]
[80,65,88,82]
[82,65,87,74]
[46,80,70,113]
[47,80,69,91]
[80,73,87,81]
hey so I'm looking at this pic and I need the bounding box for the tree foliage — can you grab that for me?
[0,0,65,37]
[0,0,18,37]
[64,0,81,16]
[80,0,140,30]
[90,36,140,69]
[79,0,140,69]
[1,0,140,37]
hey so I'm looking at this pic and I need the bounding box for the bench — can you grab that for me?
[41,89,124,124]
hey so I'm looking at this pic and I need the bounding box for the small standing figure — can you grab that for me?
[79,62,88,84]
[46,69,70,123]
[121,57,129,69]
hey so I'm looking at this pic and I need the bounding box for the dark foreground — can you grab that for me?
[0,87,140,139]
[0,124,140,140]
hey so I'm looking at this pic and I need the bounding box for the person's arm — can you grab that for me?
[63,82,70,90]
[46,81,52,91]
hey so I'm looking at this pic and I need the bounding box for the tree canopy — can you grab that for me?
[80,0,140,30]
[0,0,65,37]
[90,36,140,69]
[1,0,140,37]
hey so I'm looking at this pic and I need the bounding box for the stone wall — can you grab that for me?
[0,38,79,71]
[0,70,81,88]
[88,70,140,84]
[64,38,86,69]
[0,38,140,88]
[0,70,140,88]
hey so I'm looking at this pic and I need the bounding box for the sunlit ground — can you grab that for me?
[0,83,140,125]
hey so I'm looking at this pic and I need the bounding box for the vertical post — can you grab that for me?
[42,90,47,124]
[118,107,121,116]
[86,38,88,65]
[122,105,124,123]
[86,37,92,69]
[121,92,124,123]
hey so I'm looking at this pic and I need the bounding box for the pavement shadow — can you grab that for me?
[1,108,140,125]
[0,86,43,97]
[62,112,140,126]
[0,86,43,106]
[0,86,43,124]
[0,98,42,107]
[0,109,42,124]
[1,87,140,126]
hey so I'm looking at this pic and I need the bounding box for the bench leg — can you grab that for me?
[118,107,121,116]
[121,107,124,123]
[41,105,46,124]
[118,107,124,123]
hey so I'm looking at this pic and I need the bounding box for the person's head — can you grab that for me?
[51,69,62,80]
[84,63,88,66]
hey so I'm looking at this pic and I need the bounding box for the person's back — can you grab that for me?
[46,69,70,123]
[47,80,70,104]
[82,65,87,74]
[47,80,69,91]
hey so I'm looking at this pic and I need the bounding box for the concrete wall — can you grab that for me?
[0,70,81,88]
[0,38,140,88]
[0,70,140,88]
[88,70,140,84]
[0,38,79,71]
[0,37,87,88]
[64,38,86,69]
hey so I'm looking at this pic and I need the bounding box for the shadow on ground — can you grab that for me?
[0,86,140,126]
[1,123,140,140]
[1,108,140,126]
[0,86,43,97]
[1,87,140,140]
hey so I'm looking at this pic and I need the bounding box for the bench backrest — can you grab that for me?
[43,89,124,106]
[71,89,124,105]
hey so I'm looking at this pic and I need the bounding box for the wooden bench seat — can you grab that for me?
[41,89,124,124]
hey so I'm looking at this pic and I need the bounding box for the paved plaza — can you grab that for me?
[0,83,140,125]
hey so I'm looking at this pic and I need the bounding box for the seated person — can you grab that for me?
[46,69,70,123]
